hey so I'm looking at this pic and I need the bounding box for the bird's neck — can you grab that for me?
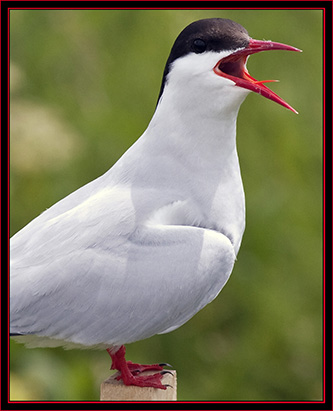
[139,98,245,254]
[144,96,241,170]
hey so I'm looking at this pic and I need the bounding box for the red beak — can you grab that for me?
[213,39,302,113]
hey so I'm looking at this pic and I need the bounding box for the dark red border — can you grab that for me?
[4,3,329,409]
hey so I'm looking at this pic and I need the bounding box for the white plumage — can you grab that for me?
[10,18,299,387]
[10,64,245,348]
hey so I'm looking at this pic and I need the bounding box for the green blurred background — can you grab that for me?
[9,9,322,401]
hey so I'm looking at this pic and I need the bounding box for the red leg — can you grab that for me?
[107,345,168,389]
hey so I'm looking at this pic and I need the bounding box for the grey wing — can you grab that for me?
[10,185,236,348]
[10,184,135,346]
[11,224,235,348]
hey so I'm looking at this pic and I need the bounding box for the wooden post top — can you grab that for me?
[100,370,177,401]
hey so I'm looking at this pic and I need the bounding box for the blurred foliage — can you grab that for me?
[9,9,322,401]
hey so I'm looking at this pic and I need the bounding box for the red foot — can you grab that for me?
[107,345,167,389]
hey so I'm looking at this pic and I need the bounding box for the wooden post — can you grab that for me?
[100,370,177,401]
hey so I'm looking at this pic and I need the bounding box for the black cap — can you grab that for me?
[157,18,250,102]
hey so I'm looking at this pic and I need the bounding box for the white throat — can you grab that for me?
[132,74,247,254]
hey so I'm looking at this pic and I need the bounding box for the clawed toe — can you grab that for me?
[107,345,173,390]
[158,362,172,367]
[160,370,174,376]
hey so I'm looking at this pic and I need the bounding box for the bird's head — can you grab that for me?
[157,18,301,117]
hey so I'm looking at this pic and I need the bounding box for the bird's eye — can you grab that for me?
[192,39,206,53]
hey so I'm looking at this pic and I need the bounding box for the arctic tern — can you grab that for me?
[10,18,300,389]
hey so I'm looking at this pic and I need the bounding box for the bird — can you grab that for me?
[10,18,301,390]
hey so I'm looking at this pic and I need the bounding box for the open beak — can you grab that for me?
[213,39,302,113]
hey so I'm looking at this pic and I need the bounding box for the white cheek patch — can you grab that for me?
[169,50,233,78]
